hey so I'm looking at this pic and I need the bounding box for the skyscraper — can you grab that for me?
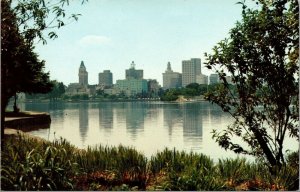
[196,74,208,85]
[182,58,201,87]
[116,79,148,96]
[162,62,182,89]
[209,74,219,85]
[115,61,147,96]
[125,61,143,80]
[98,70,113,87]
[79,61,88,86]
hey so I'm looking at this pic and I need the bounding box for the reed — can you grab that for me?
[1,134,298,191]
[1,136,79,190]
[75,144,147,188]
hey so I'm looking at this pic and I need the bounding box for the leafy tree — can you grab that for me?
[1,0,85,137]
[12,0,86,45]
[48,81,66,101]
[96,89,105,96]
[205,0,298,171]
[186,83,201,90]
[80,94,89,100]
[160,89,180,101]
[1,0,53,112]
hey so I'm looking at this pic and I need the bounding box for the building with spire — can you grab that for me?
[125,61,143,80]
[65,61,91,96]
[162,62,182,89]
[79,61,88,87]
[115,61,148,96]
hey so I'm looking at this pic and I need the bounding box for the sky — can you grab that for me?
[35,0,248,86]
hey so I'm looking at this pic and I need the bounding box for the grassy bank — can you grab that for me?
[1,134,298,191]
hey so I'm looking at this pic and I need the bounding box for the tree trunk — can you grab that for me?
[252,127,279,170]
[1,96,9,149]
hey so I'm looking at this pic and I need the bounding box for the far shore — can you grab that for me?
[13,97,207,104]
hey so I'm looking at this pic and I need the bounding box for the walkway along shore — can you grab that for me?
[5,111,51,132]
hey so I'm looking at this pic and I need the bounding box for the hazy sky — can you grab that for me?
[35,0,248,85]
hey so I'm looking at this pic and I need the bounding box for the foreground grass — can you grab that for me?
[1,134,299,191]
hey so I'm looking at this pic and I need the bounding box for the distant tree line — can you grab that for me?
[26,81,66,101]
[161,83,237,101]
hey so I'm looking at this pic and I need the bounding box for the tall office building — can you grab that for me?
[162,62,182,89]
[196,74,208,85]
[209,74,219,85]
[79,61,88,86]
[115,61,147,96]
[126,61,143,80]
[182,58,201,87]
[98,70,113,87]
[116,79,148,96]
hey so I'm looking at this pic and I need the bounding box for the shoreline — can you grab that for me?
[16,96,207,104]
[5,111,51,132]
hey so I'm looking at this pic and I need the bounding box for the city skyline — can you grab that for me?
[72,59,220,87]
[34,0,255,85]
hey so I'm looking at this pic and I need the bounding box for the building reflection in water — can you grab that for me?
[79,103,89,143]
[125,102,145,140]
[163,103,204,150]
[144,103,160,123]
[182,103,205,150]
[163,104,183,138]
[99,103,113,132]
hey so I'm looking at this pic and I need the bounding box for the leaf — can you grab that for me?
[48,32,58,39]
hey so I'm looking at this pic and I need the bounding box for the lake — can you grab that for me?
[13,101,297,160]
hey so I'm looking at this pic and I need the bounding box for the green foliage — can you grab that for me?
[217,158,256,184]
[161,83,237,101]
[11,0,87,44]
[160,89,180,101]
[1,0,54,134]
[205,0,299,169]
[1,136,79,190]
[1,0,86,135]
[76,145,147,187]
[149,149,225,190]
[68,94,89,101]
[48,81,66,100]
[2,136,298,190]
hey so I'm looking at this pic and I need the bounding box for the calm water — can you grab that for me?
[13,101,297,160]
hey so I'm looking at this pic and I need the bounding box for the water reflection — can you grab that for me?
[182,103,203,150]
[163,104,183,137]
[125,102,145,140]
[79,103,89,143]
[15,101,298,160]
[99,103,113,131]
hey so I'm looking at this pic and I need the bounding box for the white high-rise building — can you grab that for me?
[182,58,201,87]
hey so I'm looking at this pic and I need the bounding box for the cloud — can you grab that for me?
[78,35,111,46]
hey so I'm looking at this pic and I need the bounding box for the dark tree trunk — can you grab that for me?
[1,96,9,149]
[252,127,279,170]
